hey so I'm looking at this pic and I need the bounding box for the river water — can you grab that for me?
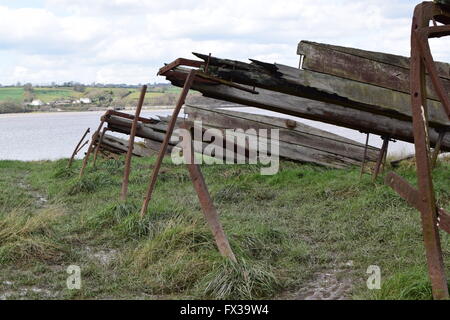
[0,108,414,161]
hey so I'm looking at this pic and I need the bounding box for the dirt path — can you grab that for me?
[16,172,48,208]
[278,260,354,300]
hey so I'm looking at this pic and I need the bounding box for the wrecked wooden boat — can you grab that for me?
[184,104,379,168]
[93,133,154,158]
[97,106,379,168]
[159,43,450,151]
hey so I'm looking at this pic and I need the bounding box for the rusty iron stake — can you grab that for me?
[407,1,449,299]
[79,120,105,178]
[180,122,236,261]
[140,69,197,217]
[431,130,446,169]
[120,85,147,201]
[68,127,90,168]
[186,162,237,261]
[360,133,370,178]
[92,127,109,167]
[372,136,389,182]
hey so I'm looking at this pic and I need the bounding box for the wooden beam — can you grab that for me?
[298,41,450,102]
[192,52,450,127]
[164,69,450,151]
[185,104,380,163]
[96,133,154,157]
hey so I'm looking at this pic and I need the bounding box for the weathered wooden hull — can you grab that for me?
[165,70,450,152]
[184,104,379,168]
[162,43,450,151]
[103,107,378,168]
[94,133,154,157]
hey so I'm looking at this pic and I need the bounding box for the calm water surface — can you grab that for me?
[0,108,414,161]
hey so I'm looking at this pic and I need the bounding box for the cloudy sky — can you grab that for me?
[0,0,449,85]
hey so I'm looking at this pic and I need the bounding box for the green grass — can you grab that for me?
[0,157,449,299]
[0,87,24,102]
[33,87,83,103]
[0,85,185,110]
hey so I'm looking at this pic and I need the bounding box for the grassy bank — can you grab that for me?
[0,157,449,300]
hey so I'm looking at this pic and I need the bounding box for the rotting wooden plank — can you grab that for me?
[95,133,154,157]
[193,53,450,127]
[298,41,450,102]
[106,115,180,144]
[107,115,250,163]
[186,104,371,146]
[184,104,379,162]
[164,68,450,151]
[298,40,450,81]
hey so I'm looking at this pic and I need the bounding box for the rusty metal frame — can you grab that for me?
[158,57,259,94]
[386,1,450,299]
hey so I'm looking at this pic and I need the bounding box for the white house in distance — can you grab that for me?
[80,98,91,104]
[73,98,92,104]
[29,99,44,106]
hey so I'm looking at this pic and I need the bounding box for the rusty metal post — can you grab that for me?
[409,2,449,299]
[92,127,109,167]
[180,122,236,261]
[372,136,389,182]
[79,120,105,178]
[186,162,237,262]
[68,128,90,168]
[360,133,370,178]
[120,85,147,201]
[431,130,446,169]
[140,69,197,217]
[382,140,389,174]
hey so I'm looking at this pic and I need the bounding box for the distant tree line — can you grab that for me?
[0,100,31,114]
[0,82,172,89]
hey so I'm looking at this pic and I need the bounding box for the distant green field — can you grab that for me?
[33,87,82,103]
[0,87,24,102]
[0,85,185,108]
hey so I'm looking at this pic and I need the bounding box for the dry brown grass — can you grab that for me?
[0,206,66,265]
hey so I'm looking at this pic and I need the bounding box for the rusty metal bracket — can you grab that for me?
[68,127,90,168]
[158,57,259,94]
[386,1,450,299]
[385,172,450,234]
[79,120,105,177]
[92,127,109,167]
